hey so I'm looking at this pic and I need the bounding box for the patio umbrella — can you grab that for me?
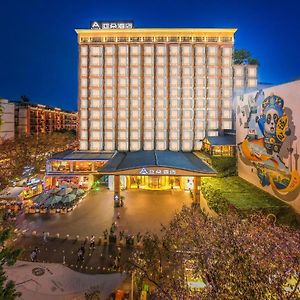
[45,195,63,207]
[62,193,76,203]
[49,188,61,194]
[73,188,85,196]
[32,193,50,204]
[57,187,73,196]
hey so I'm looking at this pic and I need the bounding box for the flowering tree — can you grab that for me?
[128,207,300,299]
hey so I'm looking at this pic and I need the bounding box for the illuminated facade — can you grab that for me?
[15,102,78,135]
[76,26,237,152]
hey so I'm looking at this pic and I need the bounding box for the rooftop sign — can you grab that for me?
[90,21,134,30]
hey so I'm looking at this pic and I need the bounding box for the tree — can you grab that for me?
[19,96,30,104]
[233,49,259,65]
[128,207,300,299]
[0,227,22,299]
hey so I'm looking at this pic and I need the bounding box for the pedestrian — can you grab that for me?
[43,231,47,242]
[30,247,38,262]
[117,212,120,219]
[77,248,83,264]
[89,235,95,249]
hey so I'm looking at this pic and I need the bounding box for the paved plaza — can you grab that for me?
[17,188,192,238]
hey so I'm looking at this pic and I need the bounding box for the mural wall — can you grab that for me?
[236,80,300,213]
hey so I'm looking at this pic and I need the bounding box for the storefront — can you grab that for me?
[202,135,236,157]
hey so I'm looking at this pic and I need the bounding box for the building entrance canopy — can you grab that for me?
[99,150,216,177]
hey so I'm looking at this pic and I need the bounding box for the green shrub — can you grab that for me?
[211,157,237,177]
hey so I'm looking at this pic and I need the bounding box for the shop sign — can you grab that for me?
[139,168,176,175]
[90,21,134,30]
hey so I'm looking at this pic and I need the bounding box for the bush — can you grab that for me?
[211,157,237,177]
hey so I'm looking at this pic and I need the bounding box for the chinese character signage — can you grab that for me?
[139,168,176,175]
[90,21,134,30]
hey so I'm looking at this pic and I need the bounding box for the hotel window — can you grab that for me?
[91,131,101,139]
[81,46,88,55]
[156,45,166,54]
[248,67,257,77]
[234,66,244,76]
[195,37,205,43]
[119,121,127,129]
[183,89,193,98]
[183,77,192,86]
[222,89,232,98]
[119,88,127,97]
[117,37,128,42]
[181,37,192,42]
[105,56,114,66]
[183,120,193,129]
[222,121,232,129]
[196,67,205,76]
[195,56,205,65]
[182,56,191,65]
[81,68,88,76]
[235,79,244,88]
[208,46,217,55]
[131,121,139,129]
[170,131,179,139]
[145,132,152,139]
[90,142,100,150]
[170,46,179,55]
[91,89,101,98]
[248,79,257,87]
[81,57,88,66]
[208,67,217,76]
[118,68,127,76]
[119,131,127,139]
[90,78,100,87]
[222,78,232,87]
[183,110,192,118]
[208,89,218,98]
[169,37,179,42]
[81,99,88,108]
[81,78,88,87]
[195,88,205,98]
[130,37,141,42]
[105,46,115,55]
[182,141,192,150]
[221,37,232,43]
[157,121,165,129]
[81,89,88,98]
[105,89,113,98]
[143,37,154,42]
[208,120,218,129]
[171,110,178,118]
[91,100,101,108]
[222,110,231,119]
[208,56,217,65]
[145,110,153,118]
[222,47,232,56]
[80,120,87,129]
[105,78,113,86]
[182,45,192,55]
[131,89,139,97]
[105,67,114,76]
[157,131,165,139]
[207,37,219,43]
[119,57,128,66]
[170,56,179,65]
[144,46,153,55]
[223,99,231,108]
[80,141,88,150]
[145,68,153,76]
[81,110,88,119]
[90,46,102,56]
[222,57,231,66]
[90,67,101,76]
[105,37,115,42]
[156,37,167,42]
[119,78,128,86]
[131,45,140,55]
[222,67,231,76]
[131,131,139,139]
[156,56,166,65]
[170,67,179,76]
[182,131,192,139]
[183,68,192,76]
[208,78,218,87]
[91,121,100,130]
[131,57,139,65]
[144,57,153,65]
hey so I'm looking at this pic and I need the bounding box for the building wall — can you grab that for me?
[236,80,300,213]
[0,99,15,140]
[77,29,236,151]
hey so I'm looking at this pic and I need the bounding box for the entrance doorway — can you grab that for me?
[126,176,183,190]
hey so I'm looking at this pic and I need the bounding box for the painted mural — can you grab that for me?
[238,92,300,195]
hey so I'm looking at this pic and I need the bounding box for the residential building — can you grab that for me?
[0,99,15,141]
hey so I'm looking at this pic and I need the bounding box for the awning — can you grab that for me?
[99,150,216,176]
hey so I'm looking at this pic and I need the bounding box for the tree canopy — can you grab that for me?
[128,207,300,299]
[233,49,259,65]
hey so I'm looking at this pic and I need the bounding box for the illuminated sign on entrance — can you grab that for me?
[139,168,176,175]
[90,21,134,30]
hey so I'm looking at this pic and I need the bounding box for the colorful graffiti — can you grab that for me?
[239,94,300,195]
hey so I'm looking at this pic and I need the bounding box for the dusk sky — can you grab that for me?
[0,0,299,111]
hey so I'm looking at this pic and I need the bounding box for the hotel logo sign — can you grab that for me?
[90,21,134,30]
[139,168,176,175]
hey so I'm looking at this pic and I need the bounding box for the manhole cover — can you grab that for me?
[32,267,45,276]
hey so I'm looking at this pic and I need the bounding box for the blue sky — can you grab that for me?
[0,0,299,110]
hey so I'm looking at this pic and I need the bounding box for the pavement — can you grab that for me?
[16,188,192,237]
[5,261,127,300]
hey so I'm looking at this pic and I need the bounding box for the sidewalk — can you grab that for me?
[5,261,126,300]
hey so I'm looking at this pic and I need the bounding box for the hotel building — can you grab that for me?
[46,22,257,204]
[76,24,237,152]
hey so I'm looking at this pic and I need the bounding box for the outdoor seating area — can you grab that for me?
[25,187,86,214]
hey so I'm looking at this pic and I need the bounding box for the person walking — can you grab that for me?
[30,247,38,262]
[89,235,95,249]
[77,248,83,264]
[43,231,47,243]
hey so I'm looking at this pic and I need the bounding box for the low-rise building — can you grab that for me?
[0,99,15,141]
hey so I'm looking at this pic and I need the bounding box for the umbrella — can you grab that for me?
[62,193,76,203]
[57,187,73,196]
[73,188,85,196]
[45,195,63,207]
[49,188,61,194]
[32,193,50,204]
